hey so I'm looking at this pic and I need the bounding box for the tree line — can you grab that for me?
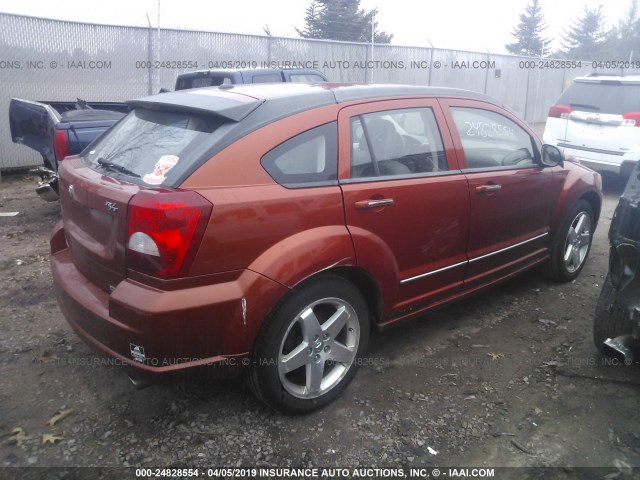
[507,0,640,60]
[297,0,640,60]
[296,0,392,43]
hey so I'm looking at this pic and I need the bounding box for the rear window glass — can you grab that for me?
[176,75,233,89]
[83,109,222,187]
[558,81,640,114]
[251,74,282,83]
[289,74,327,82]
[261,123,337,187]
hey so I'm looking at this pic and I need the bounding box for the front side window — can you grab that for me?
[450,107,537,170]
[350,108,448,179]
[261,123,338,187]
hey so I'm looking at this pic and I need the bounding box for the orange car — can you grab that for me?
[51,83,602,412]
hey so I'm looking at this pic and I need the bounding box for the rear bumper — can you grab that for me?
[50,232,287,380]
[558,147,637,177]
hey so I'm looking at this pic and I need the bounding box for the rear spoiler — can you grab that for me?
[127,90,264,122]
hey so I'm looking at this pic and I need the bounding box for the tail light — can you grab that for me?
[54,129,69,161]
[548,104,573,119]
[622,112,640,127]
[126,190,212,279]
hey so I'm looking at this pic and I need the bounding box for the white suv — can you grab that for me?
[543,75,640,178]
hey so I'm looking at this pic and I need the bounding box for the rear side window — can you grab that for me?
[83,109,222,187]
[351,107,448,179]
[261,123,338,187]
[558,81,640,114]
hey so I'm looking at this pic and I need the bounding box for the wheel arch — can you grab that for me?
[255,265,383,349]
[326,266,382,326]
[246,271,372,413]
[580,190,601,226]
[546,194,597,282]
[281,266,382,327]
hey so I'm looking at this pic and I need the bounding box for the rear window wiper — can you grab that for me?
[97,158,140,178]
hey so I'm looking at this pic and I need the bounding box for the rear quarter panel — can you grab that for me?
[183,104,356,287]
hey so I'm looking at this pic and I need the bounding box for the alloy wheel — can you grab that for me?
[277,297,360,399]
[563,211,592,273]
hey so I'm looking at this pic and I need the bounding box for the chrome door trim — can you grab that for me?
[399,232,549,285]
[468,232,548,263]
[400,261,468,284]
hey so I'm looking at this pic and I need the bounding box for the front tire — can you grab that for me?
[547,199,594,282]
[247,276,370,413]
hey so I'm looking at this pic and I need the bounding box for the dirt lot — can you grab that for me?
[1,172,639,479]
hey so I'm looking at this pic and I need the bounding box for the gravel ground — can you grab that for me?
[1,171,639,479]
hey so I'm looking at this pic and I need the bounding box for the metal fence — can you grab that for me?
[0,12,634,170]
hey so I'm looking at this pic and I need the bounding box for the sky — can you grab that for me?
[0,0,632,54]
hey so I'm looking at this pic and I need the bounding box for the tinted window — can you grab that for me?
[558,81,640,114]
[289,74,327,82]
[351,108,447,178]
[83,109,222,187]
[261,123,337,187]
[450,107,536,170]
[176,75,233,89]
[252,74,282,83]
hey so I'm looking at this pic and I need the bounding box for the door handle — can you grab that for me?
[355,198,394,209]
[475,184,502,195]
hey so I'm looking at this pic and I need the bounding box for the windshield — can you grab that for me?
[558,81,640,114]
[83,108,223,187]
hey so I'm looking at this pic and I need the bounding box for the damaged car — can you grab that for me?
[50,83,602,413]
[594,162,640,362]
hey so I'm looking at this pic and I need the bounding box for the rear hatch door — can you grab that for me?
[58,157,138,292]
[564,110,637,156]
[58,89,263,291]
[559,80,640,156]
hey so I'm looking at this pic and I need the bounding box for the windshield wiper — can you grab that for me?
[97,158,140,178]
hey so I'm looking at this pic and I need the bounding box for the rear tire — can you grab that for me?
[547,200,594,282]
[247,275,369,413]
[593,274,632,351]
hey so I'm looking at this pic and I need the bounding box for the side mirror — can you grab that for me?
[541,144,564,167]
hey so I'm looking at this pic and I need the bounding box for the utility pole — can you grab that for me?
[483,47,490,94]
[370,11,375,83]
[157,0,161,93]
[427,39,434,86]
[146,14,153,95]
